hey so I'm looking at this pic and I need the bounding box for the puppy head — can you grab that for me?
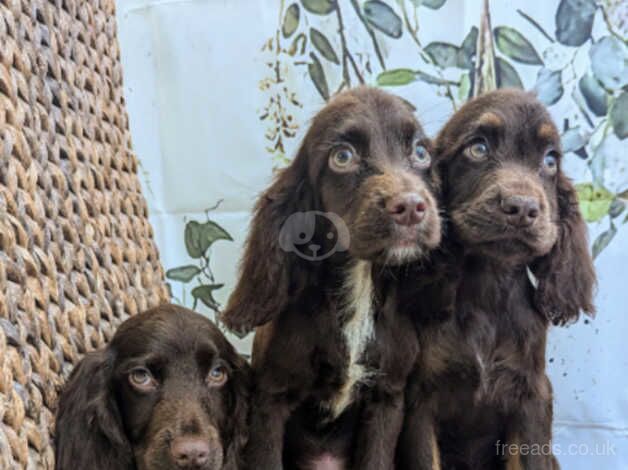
[55,305,250,470]
[222,86,441,333]
[435,89,596,323]
[302,87,441,263]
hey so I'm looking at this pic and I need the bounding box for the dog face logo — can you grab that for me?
[278,211,350,261]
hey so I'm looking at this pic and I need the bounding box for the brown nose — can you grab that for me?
[171,437,210,469]
[500,195,540,227]
[386,193,427,226]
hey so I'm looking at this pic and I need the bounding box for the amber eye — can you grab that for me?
[329,147,358,172]
[207,364,228,387]
[129,367,157,392]
[465,139,489,161]
[543,151,559,175]
[412,141,431,168]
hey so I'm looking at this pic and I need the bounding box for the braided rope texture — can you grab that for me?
[0,0,169,467]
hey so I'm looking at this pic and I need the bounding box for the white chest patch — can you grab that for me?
[328,260,375,419]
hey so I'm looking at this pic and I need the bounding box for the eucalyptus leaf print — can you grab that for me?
[534,68,564,105]
[192,284,224,310]
[166,265,201,283]
[363,1,403,39]
[590,36,628,90]
[562,127,589,154]
[283,4,300,38]
[555,0,597,46]
[308,52,330,100]
[579,74,609,116]
[420,0,446,9]
[377,68,417,86]
[301,0,335,15]
[494,26,543,65]
[495,57,523,89]
[310,28,340,64]
[576,183,615,223]
[425,42,460,68]
[457,27,478,69]
[185,220,232,259]
[610,92,628,139]
[593,223,617,259]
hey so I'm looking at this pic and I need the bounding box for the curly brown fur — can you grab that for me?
[55,304,250,470]
[397,89,596,470]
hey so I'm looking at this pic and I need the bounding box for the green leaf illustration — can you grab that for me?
[185,220,233,259]
[191,284,224,310]
[457,26,478,69]
[579,74,609,116]
[592,223,617,259]
[610,92,628,140]
[282,4,300,38]
[166,265,201,283]
[590,36,628,91]
[419,0,446,8]
[534,68,563,106]
[377,68,416,86]
[310,28,339,64]
[609,198,626,219]
[494,26,543,65]
[561,127,587,153]
[425,42,460,68]
[459,72,471,101]
[555,0,596,47]
[496,57,523,89]
[576,183,614,223]
[363,1,403,38]
[308,52,329,100]
[301,0,335,15]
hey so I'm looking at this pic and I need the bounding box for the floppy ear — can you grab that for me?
[223,354,251,470]
[55,351,133,470]
[531,172,597,325]
[221,149,317,336]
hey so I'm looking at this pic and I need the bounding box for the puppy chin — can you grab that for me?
[384,244,425,265]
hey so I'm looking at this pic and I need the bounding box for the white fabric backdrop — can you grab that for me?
[116,0,627,467]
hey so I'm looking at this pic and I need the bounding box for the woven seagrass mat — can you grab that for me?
[0,0,169,467]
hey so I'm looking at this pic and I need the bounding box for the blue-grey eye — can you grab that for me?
[466,139,489,160]
[543,151,558,174]
[413,142,431,168]
[330,146,358,172]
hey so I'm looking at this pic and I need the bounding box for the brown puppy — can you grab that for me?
[55,304,250,470]
[222,87,441,469]
[397,89,596,470]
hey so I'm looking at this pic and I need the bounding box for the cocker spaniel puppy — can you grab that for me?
[222,86,442,469]
[55,304,250,470]
[397,89,596,470]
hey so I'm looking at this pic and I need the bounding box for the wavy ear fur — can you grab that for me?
[223,354,251,470]
[221,149,317,335]
[55,351,132,470]
[532,172,597,325]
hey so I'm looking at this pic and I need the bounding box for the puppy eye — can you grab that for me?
[207,364,228,387]
[543,151,559,175]
[465,139,489,161]
[412,141,431,169]
[329,147,358,172]
[129,367,157,392]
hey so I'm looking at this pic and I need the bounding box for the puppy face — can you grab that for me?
[107,308,248,470]
[436,90,563,264]
[55,306,250,469]
[300,87,441,265]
